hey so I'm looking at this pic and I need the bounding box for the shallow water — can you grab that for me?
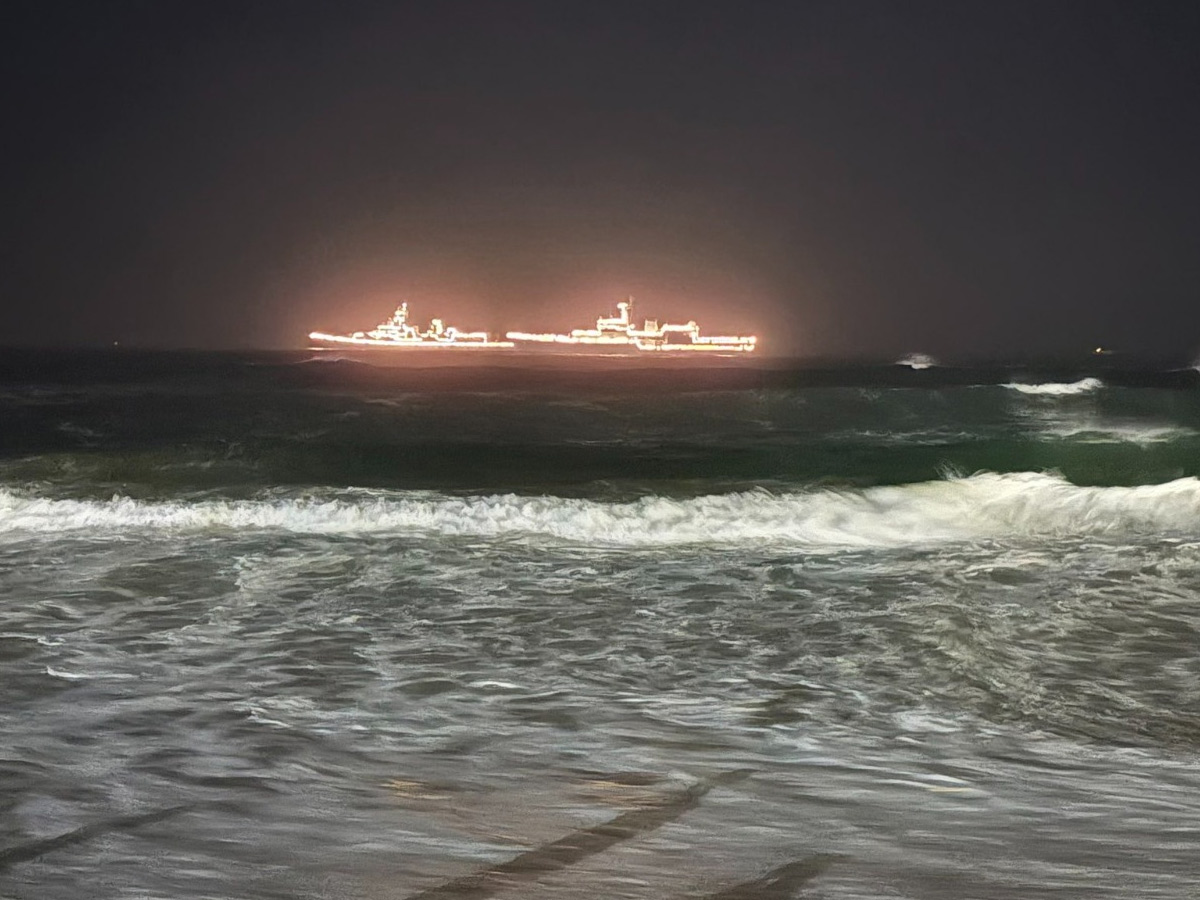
[2,353,1199,898]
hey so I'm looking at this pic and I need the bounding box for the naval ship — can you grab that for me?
[308,298,757,356]
[308,303,514,350]
[505,298,757,354]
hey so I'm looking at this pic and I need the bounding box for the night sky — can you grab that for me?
[4,0,1199,358]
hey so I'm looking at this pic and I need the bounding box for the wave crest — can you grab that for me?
[1002,378,1103,396]
[895,353,937,369]
[3,473,1199,549]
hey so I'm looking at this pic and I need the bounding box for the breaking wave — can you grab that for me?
[895,353,937,370]
[1035,422,1196,445]
[3,473,1200,549]
[1003,378,1104,396]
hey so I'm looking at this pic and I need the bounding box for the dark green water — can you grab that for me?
[2,352,1199,898]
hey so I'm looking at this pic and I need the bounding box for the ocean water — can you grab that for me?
[2,350,1199,899]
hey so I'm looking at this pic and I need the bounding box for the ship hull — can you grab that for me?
[305,343,759,370]
[309,338,752,358]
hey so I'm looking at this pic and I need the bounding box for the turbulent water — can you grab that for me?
[2,350,1200,899]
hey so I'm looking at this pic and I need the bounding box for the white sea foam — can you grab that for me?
[1002,378,1103,396]
[3,473,1200,549]
[1037,422,1194,445]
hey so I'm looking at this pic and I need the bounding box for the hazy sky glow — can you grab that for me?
[3,1,1199,357]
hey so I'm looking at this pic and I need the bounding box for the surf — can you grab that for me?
[3,472,1200,549]
[1002,378,1104,396]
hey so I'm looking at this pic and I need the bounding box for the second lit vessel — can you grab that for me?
[506,298,757,354]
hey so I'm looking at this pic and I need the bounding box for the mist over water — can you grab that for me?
[2,352,1200,898]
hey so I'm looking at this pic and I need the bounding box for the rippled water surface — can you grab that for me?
[2,354,1199,898]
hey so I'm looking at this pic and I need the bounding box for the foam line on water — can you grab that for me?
[1002,378,1103,396]
[3,473,1200,548]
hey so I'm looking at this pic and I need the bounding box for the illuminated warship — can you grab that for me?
[308,303,514,350]
[505,298,757,354]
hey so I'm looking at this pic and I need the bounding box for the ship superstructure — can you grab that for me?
[308,303,514,350]
[505,298,757,354]
[308,298,757,356]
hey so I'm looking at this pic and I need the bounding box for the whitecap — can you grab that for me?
[1002,378,1103,396]
[1038,422,1195,445]
[44,665,137,682]
[896,353,937,369]
[468,680,523,690]
[45,666,89,681]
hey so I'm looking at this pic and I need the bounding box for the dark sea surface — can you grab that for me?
[2,350,1200,898]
